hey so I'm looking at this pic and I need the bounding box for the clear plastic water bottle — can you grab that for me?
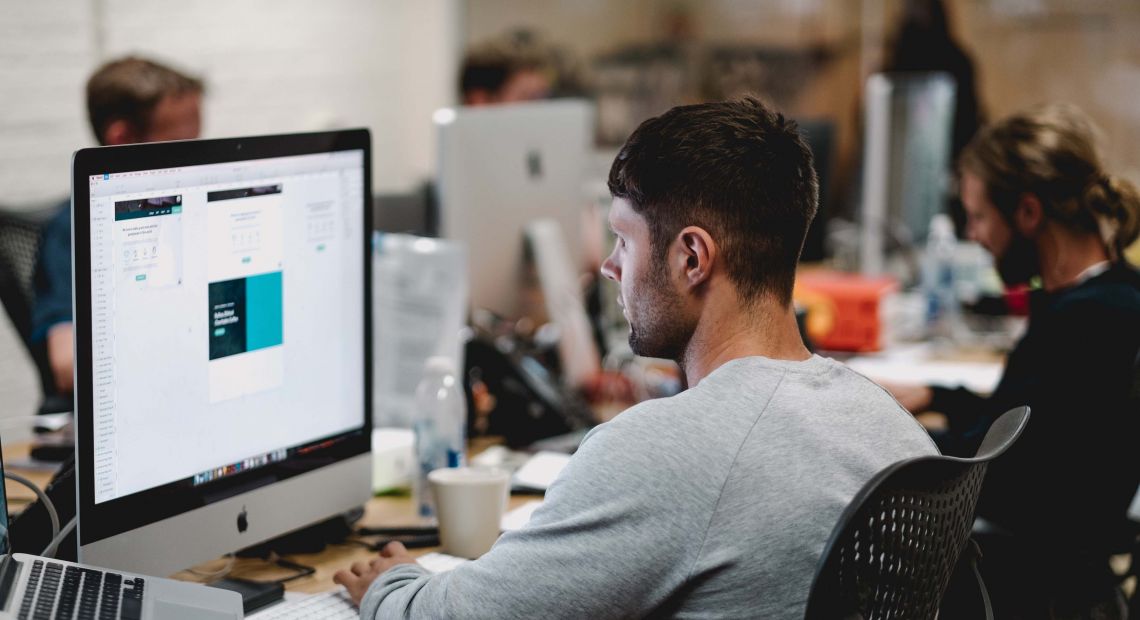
[413,356,467,519]
[922,213,960,340]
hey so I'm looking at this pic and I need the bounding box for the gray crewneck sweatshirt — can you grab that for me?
[362,355,938,618]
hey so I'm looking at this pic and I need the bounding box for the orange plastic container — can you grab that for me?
[793,270,899,352]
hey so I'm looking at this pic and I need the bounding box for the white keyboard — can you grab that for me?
[248,589,357,619]
[245,553,467,618]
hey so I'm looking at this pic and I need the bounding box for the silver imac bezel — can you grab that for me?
[71,129,373,576]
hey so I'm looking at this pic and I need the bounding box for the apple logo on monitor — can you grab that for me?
[237,507,249,533]
[526,150,543,180]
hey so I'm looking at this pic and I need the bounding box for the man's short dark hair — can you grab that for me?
[86,56,204,145]
[608,97,819,305]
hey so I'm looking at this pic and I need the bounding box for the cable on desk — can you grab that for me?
[205,551,319,588]
[265,554,316,585]
[42,517,76,559]
[5,470,60,546]
[185,554,236,579]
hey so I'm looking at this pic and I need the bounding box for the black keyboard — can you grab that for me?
[18,559,145,620]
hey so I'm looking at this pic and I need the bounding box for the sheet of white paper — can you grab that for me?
[416,551,470,573]
[511,451,571,491]
[844,344,1003,394]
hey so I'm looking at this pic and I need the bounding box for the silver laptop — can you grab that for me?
[0,442,242,619]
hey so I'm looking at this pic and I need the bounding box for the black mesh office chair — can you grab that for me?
[0,203,71,415]
[804,406,1031,620]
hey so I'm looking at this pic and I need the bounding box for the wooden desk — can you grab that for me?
[2,443,536,595]
[175,493,537,594]
[2,443,58,509]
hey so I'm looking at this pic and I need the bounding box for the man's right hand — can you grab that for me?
[47,323,74,395]
[333,542,417,605]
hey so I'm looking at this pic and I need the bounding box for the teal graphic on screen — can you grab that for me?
[209,271,283,360]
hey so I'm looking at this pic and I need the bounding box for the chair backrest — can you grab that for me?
[0,203,65,399]
[804,406,1030,619]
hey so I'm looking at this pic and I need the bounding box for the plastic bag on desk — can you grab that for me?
[372,232,468,429]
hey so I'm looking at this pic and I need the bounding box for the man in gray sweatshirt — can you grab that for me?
[335,97,938,618]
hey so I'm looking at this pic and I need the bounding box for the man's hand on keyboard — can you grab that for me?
[333,541,416,605]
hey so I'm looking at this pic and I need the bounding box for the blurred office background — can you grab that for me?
[2,0,1139,429]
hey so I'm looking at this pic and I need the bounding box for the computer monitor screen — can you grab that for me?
[72,130,372,576]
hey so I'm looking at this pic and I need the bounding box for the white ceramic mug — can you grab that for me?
[428,467,511,559]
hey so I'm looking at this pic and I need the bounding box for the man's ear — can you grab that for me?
[101,119,142,146]
[1014,193,1044,236]
[675,226,716,289]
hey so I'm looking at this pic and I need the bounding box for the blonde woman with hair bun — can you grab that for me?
[884,103,1140,617]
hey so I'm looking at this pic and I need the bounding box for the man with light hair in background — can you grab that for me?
[458,33,557,106]
[33,56,204,399]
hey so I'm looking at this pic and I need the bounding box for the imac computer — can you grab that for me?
[860,72,956,275]
[434,99,595,320]
[71,130,373,577]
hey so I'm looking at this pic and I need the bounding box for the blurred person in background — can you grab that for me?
[459,31,577,106]
[33,56,203,397]
[882,0,984,165]
[886,103,1140,618]
[882,0,986,238]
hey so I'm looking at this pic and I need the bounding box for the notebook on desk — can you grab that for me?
[0,440,243,619]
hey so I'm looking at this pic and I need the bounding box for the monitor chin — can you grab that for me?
[80,453,371,577]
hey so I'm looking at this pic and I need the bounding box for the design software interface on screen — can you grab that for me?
[87,151,365,505]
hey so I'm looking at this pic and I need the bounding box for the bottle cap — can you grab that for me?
[929,213,955,239]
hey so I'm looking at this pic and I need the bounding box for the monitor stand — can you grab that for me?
[234,508,363,558]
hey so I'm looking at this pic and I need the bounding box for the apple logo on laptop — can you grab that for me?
[237,507,249,533]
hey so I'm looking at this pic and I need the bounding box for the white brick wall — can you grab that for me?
[1,0,458,202]
[0,0,459,427]
[0,1,100,206]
